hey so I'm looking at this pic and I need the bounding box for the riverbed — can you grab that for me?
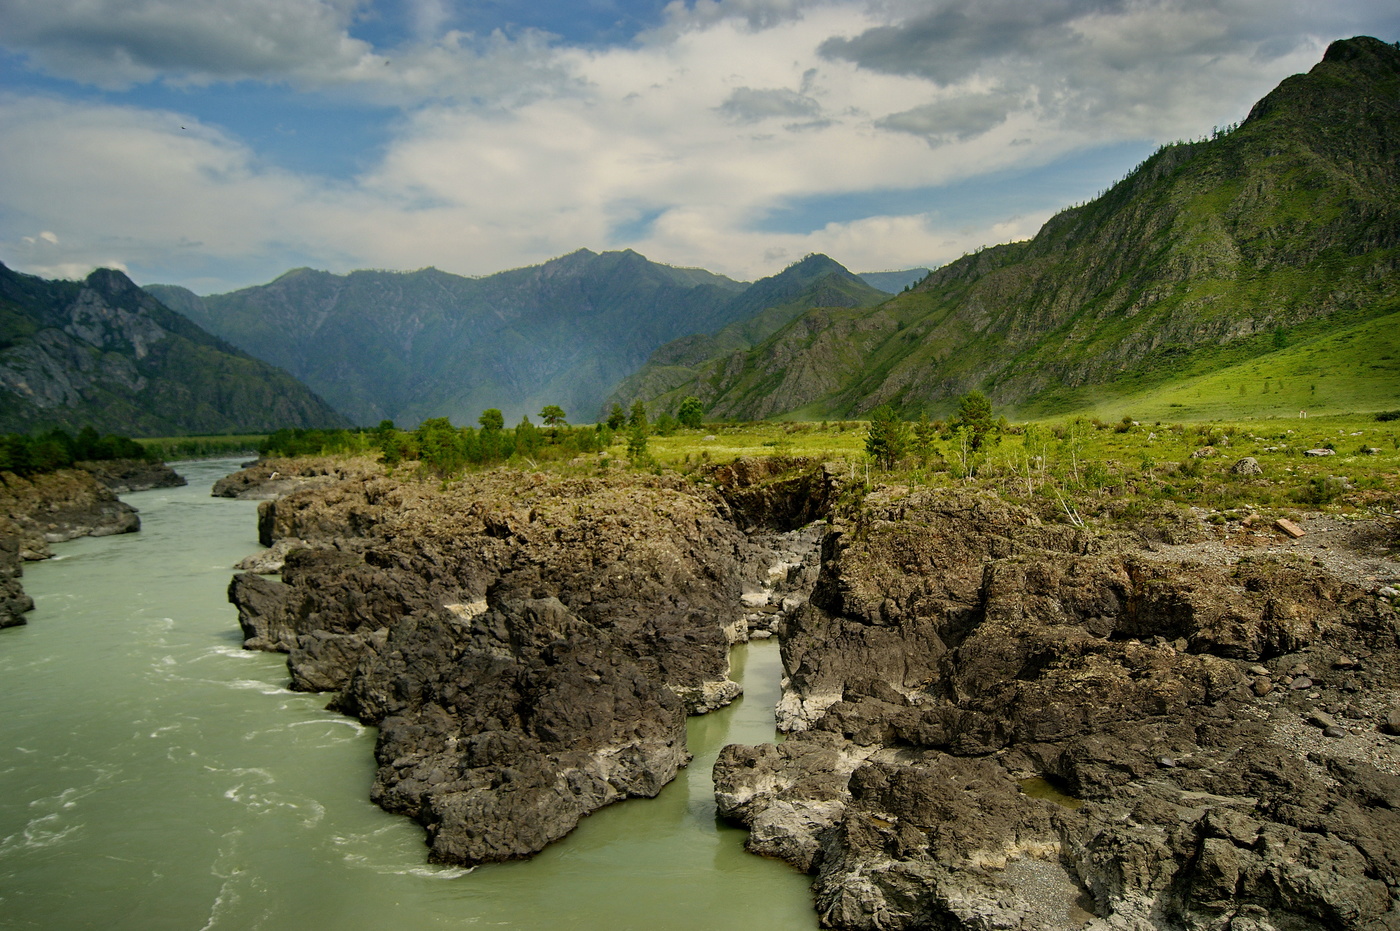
[0,459,815,930]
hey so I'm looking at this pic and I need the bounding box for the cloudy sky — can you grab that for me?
[1,0,1396,293]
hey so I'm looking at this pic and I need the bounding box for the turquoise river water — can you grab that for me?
[0,459,817,930]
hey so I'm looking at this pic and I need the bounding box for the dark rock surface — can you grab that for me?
[0,516,34,628]
[713,484,1400,931]
[227,457,1400,928]
[77,457,186,493]
[228,459,800,864]
[0,466,143,631]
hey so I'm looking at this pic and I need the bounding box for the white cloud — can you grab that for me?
[1,0,1396,291]
[0,0,374,88]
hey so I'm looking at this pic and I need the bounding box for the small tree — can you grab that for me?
[539,405,567,427]
[912,413,937,464]
[865,404,909,469]
[628,400,649,430]
[606,403,626,430]
[677,396,704,429]
[952,391,996,451]
[626,421,649,461]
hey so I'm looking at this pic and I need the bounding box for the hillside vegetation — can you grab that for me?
[615,37,1400,423]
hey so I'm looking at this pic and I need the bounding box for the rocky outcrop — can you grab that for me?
[77,458,186,493]
[0,468,140,561]
[713,485,1400,931]
[0,466,144,630]
[210,456,379,500]
[228,462,793,864]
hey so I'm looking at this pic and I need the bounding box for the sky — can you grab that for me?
[1,1,1397,294]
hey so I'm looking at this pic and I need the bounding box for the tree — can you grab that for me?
[627,421,649,461]
[677,396,704,429]
[912,413,937,464]
[516,415,542,457]
[606,403,626,430]
[415,417,466,477]
[478,408,505,432]
[539,405,567,427]
[864,405,909,469]
[952,391,996,451]
[628,400,648,430]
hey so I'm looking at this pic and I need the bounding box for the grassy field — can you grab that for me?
[1082,309,1400,423]
[598,413,1400,524]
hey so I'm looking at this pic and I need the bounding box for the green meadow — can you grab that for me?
[615,411,1400,524]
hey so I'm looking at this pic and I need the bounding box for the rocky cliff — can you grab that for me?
[227,458,820,863]
[714,485,1400,930]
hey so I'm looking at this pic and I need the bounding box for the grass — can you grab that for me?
[589,412,1400,526]
[1082,309,1400,422]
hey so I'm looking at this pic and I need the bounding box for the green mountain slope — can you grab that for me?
[1091,307,1400,422]
[606,254,889,416]
[641,36,1400,422]
[149,249,750,426]
[0,263,347,435]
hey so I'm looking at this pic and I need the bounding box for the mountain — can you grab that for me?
[0,263,347,436]
[148,249,750,427]
[623,36,1400,421]
[605,253,889,417]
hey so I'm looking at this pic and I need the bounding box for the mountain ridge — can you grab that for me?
[148,249,889,426]
[0,262,347,435]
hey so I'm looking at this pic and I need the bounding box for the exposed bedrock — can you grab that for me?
[714,485,1400,931]
[76,457,186,493]
[1,467,142,628]
[228,457,825,864]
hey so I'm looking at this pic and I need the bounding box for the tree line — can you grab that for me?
[0,426,151,477]
[258,405,634,478]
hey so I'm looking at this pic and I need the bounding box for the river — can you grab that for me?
[0,459,817,930]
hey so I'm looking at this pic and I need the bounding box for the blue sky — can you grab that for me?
[1,0,1397,293]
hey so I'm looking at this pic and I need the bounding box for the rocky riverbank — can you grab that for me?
[227,456,827,864]
[0,466,148,628]
[714,484,1400,931]
[225,457,1400,929]
[76,457,186,493]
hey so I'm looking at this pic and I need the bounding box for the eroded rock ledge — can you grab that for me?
[1,467,147,629]
[228,457,823,864]
[714,485,1400,931]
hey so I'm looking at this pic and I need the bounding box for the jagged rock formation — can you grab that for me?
[225,455,1400,927]
[0,468,140,561]
[632,37,1400,420]
[714,485,1400,930]
[0,262,346,435]
[227,458,819,863]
